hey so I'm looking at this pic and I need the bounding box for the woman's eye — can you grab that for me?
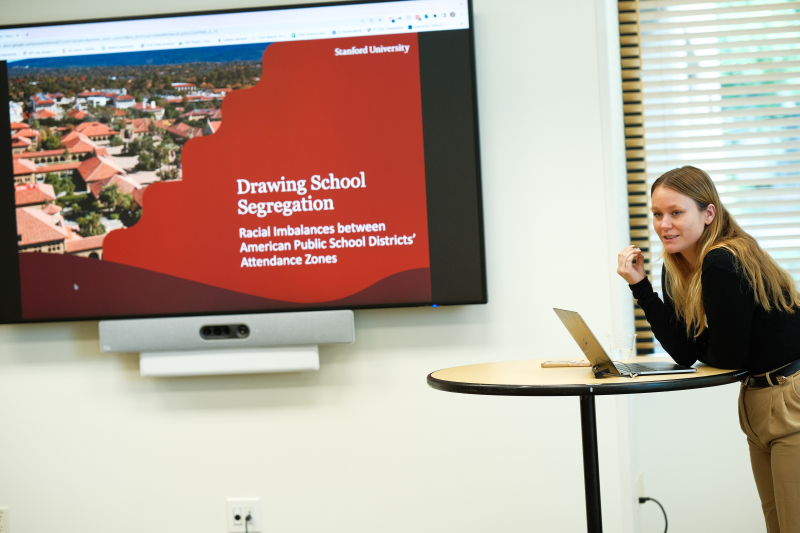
[672,211,681,216]
[653,213,662,218]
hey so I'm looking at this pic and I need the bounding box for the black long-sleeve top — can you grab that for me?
[630,248,800,375]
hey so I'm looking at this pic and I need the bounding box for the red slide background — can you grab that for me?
[102,35,431,304]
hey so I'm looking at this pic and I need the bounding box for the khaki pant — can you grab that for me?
[739,370,800,533]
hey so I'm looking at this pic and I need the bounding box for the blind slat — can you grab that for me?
[644,83,800,102]
[647,140,800,156]
[639,0,797,9]
[644,107,800,123]
[643,94,800,112]
[641,71,800,89]
[643,48,800,63]
[721,185,800,198]
[647,162,800,177]
[640,13,800,31]
[642,59,800,75]
[718,175,800,188]
[644,116,800,135]
[638,2,800,21]
[640,26,800,44]
[641,36,800,54]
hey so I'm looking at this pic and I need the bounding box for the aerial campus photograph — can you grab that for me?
[10,43,268,259]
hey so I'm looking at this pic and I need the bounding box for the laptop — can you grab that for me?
[553,308,696,378]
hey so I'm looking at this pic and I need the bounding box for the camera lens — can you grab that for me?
[213,327,221,336]
[238,325,249,337]
[222,326,230,336]
[201,327,211,337]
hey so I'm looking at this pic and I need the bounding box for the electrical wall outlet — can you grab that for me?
[0,507,9,533]
[636,471,645,498]
[226,498,261,533]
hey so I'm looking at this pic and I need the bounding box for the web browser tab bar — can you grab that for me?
[0,0,468,62]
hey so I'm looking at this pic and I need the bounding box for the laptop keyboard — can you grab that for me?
[616,362,670,374]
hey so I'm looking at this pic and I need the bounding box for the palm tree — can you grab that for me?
[76,212,106,237]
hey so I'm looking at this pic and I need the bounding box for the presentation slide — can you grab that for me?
[9,35,433,320]
[2,2,485,323]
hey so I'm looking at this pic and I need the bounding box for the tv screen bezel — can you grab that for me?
[0,0,486,325]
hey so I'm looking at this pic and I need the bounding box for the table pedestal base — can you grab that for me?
[580,395,602,532]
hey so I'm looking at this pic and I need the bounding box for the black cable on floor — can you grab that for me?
[639,497,667,533]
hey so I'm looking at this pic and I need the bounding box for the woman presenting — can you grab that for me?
[617,166,800,533]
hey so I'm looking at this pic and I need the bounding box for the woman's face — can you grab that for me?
[651,186,715,262]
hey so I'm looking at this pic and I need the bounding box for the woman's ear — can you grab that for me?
[705,204,716,226]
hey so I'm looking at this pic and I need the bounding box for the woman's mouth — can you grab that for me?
[664,235,678,240]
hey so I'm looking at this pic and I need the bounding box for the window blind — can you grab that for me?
[619,0,800,354]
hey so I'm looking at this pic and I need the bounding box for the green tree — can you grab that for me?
[99,184,126,211]
[134,151,155,171]
[110,135,124,147]
[76,212,106,237]
[42,132,62,150]
[44,172,75,196]
[156,167,180,181]
[120,205,142,227]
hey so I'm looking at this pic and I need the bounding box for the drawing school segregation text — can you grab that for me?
[236,172,366,218]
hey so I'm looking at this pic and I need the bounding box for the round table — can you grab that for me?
[427,357,747,533]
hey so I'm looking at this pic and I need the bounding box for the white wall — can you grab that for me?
[634,385,764,532]
[0,1,637,531]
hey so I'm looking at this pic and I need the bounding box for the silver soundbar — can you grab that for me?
[99,310,354,353]
[98,310,354,376]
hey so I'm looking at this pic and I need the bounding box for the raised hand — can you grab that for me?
[617,245,645,285]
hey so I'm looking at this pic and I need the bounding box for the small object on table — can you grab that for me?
[541,360,591,368]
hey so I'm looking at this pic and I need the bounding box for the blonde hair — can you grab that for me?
[652,166,800,336]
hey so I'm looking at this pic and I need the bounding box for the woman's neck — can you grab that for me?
[680,245,700,270]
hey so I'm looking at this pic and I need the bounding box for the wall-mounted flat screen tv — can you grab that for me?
[0,0,485,324]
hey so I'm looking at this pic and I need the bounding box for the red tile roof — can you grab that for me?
[32,96,55,105]
[65,233,106,253]
[10,121,28,131]
[61,131,98,153]
[13,158,37,175]
[132,102,163,112]
[12,136,32,148]
[15,183,56,206]
[16,207,68,247]
[15,128,39,139]
[32,109,58,119]
[131,118,153,133]
[166,122,202,139]
[89,174,141,198]
[77,155,125,183]
[42,204,63,215]
[206,120,222,134]
[179,108,215,119]
[94,146,109,157]
[75,121,118,138]
[132,187,145,208]
[67,109,93,120]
